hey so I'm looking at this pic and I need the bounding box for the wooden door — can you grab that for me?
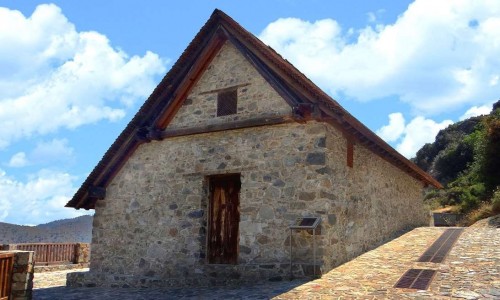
[208,174,241,264]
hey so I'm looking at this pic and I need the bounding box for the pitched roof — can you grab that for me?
[66,9,442,210]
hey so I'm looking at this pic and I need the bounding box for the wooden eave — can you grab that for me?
[66,9,441,210]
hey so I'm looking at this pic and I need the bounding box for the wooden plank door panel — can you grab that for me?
[208,174,240,264]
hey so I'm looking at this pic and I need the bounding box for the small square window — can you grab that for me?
[217,90,237,116]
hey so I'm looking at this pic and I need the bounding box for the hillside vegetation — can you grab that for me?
[413,100,500,224]
[0,215,92,244]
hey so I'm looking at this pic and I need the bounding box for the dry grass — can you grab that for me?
[432,205,460,213]
[459,202,497,226]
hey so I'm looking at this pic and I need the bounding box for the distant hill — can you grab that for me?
[0,215,93,244]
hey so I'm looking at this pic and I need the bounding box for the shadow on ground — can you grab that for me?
[34,279,309,300]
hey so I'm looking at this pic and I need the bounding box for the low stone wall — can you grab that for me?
[432,213,464,227]
[2,251,35,300]
[74,243,90,264]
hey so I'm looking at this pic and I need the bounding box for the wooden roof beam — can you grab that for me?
[155,28,228,129]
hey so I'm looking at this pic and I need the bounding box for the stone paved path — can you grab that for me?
[34,227,499,299]
[276,227,499,299]
[34,268,89,290]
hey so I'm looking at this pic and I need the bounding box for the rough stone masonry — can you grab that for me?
[68,41,428,288]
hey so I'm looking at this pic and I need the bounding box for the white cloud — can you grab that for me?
[397,117,453,158]
[377,112,453,158]
[459,104,492,120]
[367,12,377,23]
[0,4,167,148]
[0,168,91,225]
[31,138,74,164]
[259,0,500,115]
[376,112,405,142]
[7,152,28,167]
[367,9,386,23]
[4,139,75,167]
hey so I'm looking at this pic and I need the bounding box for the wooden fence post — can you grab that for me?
[0,251,34,300]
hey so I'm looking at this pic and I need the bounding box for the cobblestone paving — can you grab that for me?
[34,227,499,299]
[34,278,308,299]
[34,268,89,289]
[276,227,499,299]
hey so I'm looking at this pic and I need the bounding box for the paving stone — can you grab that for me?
[33,227,499,299]
[453,290,482,299]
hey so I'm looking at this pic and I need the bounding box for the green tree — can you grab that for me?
[481,106,500,191]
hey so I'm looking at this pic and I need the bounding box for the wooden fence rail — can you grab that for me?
[0,253,14,300]
[4,243,77,265]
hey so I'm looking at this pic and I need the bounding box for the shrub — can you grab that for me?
[460,190,480,213]
[492,187,500,214]
[470,183,486,198]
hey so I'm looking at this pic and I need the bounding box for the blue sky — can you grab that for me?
[1,0,499,225]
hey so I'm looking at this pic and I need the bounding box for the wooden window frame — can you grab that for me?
[217,89,238,117]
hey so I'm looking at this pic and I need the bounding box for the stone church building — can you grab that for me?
[66,10,441,287]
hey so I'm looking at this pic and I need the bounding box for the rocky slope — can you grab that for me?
[413,100,500,221]
[413,116,482,185]
[414,100,500,187]
[470,214,500,228]
[0,215,92,244]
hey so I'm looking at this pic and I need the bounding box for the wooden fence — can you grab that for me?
[4,243,77,265]
[0,253,14,300]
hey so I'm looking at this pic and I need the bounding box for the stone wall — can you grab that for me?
[67,38,428,288]
[69,122,427,288]
[168,41,291,129]
[74,243,90,264]
[320,126,427,270]
[83,122,329,287]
